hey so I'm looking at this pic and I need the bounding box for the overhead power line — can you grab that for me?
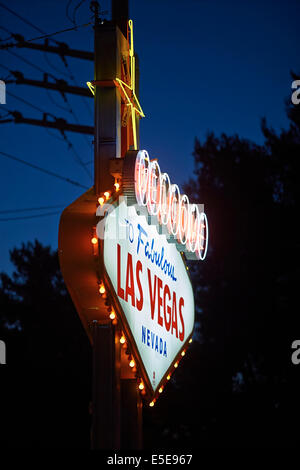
[0,62,11,73]
[5,49,58,81]
[1,33,94,60]
[0,3,93,182]
[0,3,51,37]
[0,2,92,46]
[0,150,89,189]
[0,23,92,49]
[7,112,94,135]
[72,0,87,27]
[7,72,91,98]
[25,22,92,43]
[6,90,56,117]
[0,204,65,214]
[4,91,93,179]
[4,92,93,136]
[0,211,61,222]
[66,0,75,25]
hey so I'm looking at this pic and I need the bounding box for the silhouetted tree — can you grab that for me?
[145,72,300,449]
[175,72,300,447]
[0,240,92,448]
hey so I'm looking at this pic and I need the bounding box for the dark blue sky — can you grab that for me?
[0,0,299,274]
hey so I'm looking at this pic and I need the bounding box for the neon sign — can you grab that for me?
[123,149,208,260]
[103,200,194,397]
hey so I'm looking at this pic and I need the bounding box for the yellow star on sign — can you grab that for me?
[115,19,145,150]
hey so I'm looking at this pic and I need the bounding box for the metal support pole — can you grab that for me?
[121,379,143,449]
[91,0,143,450]
[91,321,120,449]
[94,21,121,195]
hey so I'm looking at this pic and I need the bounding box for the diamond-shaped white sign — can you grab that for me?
[103,199,195,397]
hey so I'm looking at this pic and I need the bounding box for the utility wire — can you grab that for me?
[5,49,58,81]
[6,91,92,180]
[67,141,92,179]
[0,23,92,48]
[66,61,93,119]
[0,5,93,180]
[0,24,12,35]
[25,22,92,43]
[5,92,92,177]
[5,47,93,152]
[66,0,74,25]
[0,3,91,44]
[43,51,73,79]
[0,211,61,221]
[44,127,67,143]
[0,63,11,73]
[5,50,93,165]
[0,204,65,214]
[72,0,87,27]
[0,3,51,38]
[1,12,93,126]
[6,90,56,117]
[46,89,71,113]
[0,150,89,189]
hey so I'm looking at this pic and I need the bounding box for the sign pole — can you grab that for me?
[91,321,121,449]
[91,0,122,449]
[121,379,143,449]
[91,0,142,450]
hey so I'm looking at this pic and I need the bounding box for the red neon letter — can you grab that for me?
[163,284,171,331]
[147,269,157,320]
[157,277,163,327]
[171,291,178,338]
[125,252,135,307]
[136,260,143,311]
[179,297,185,341]
[117,243,124,300]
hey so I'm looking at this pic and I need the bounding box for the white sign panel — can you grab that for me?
[103,200,194,394]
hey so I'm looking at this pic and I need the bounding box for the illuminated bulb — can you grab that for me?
[104,191,110,200]
[114,182,120,191]
[181,351,186,357]
[149,401,155,407]
[98,196,105,205]
[139,382,144,390]
[189,338,193,344]
[91,237,98,245]
[129,359,135,368]
[99,284,105,294]
[109,311,116,320]
[159,387,163,393]
[120,335,126,344]
[167,375,171,380]
[174,362,178,368]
